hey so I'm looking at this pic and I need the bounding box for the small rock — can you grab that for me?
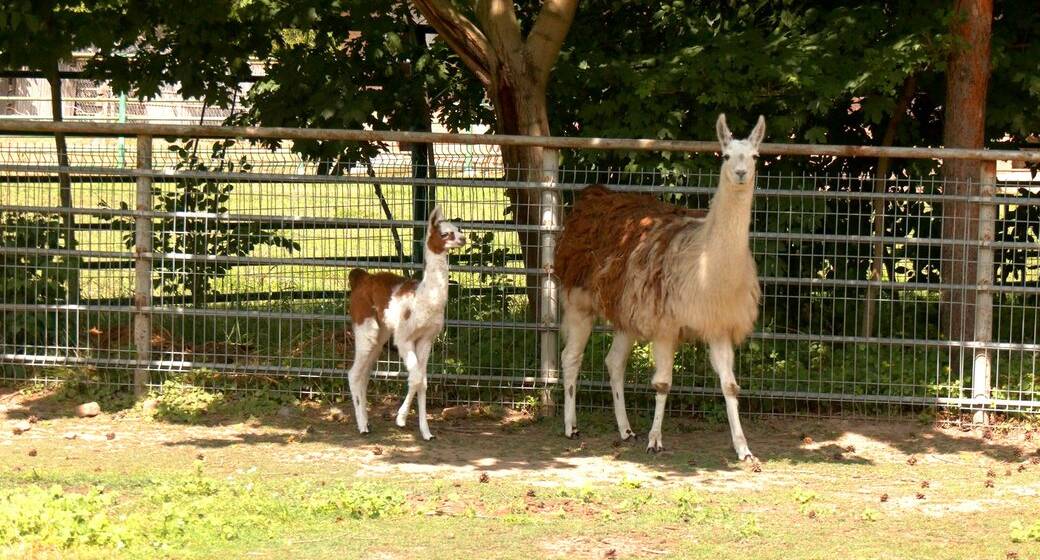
[880,493,889,502]
[27,449,37,457]
[844,445,856,453]
[27,414,39,424]
[916,492,925,500]
[76,402,101,418]
[802,436,814,445]
[906,456,918,466]
[441,405,469,421]
[105,432,116,440]
[11,421,31,435]
[920,481,930,489]
[479,472,490,483]
[526,489,536,498]
[1017,464,1026,473]
[985,479,995,488]
[372,446,383,455]
[63,432,78,440]
[196,453,204,461]
[328,407,345,422]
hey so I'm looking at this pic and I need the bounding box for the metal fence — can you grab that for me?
[2,121,1040,419]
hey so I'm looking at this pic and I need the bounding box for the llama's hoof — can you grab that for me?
[646,443,665,454]
[421,433,436,441]
[358,427,370,436]
[395,415,407,428]
[646,433,664,453]
[740,452,757,463]
[620,429,639,442]
[566,428,581,439]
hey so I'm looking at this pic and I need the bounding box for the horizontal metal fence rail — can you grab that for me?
[5,119,1040,162]
[2,121,1039,419]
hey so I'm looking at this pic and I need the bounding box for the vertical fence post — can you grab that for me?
[133,135,153,398]
[539,148,561,416]
[971,160,996,424]
[411,141,432,265]
[117,93,127,168]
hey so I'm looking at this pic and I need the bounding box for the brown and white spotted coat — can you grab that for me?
[554,114,765,460]
[346,206,466,440]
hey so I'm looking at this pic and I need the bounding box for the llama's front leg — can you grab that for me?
[347,319,382,435]
[605,331,636,441]
[709,339,753,461]
[561,308,594,438]
[414,337,434,441]
[647,339,676,453]
[395,342,418,428]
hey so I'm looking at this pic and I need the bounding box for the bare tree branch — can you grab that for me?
[526,0,578,86]
[411,0,493,86]
[476,0,524,71]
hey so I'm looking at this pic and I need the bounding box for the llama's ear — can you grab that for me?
[749,115,766,148]
[716,113,732,148]
[428,205,442,228]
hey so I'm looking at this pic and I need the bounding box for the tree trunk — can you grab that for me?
[860,75,917,338]
[490,71,551,320]
[46,62,80,313]
[941,0,992,355]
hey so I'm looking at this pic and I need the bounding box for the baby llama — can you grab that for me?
[554,114,765,459]
[346,206,466,440]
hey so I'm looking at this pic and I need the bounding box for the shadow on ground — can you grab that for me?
[3,382,1036,485]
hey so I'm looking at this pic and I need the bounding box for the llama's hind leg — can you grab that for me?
[606,331,636,441]
[561,302,594,438]
[647,338,676,453]
[347,319,383,434]
[709,339,753,461]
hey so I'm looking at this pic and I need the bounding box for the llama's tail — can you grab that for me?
[348,269,368,290]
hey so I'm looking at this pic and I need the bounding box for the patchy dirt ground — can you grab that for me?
[3,386,1040,559]
[3,387,1038,492]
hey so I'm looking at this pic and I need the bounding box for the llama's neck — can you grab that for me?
[699,177,754,254]
[418,248,450,307]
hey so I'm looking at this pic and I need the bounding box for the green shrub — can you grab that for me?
[0,484,129,549]
[310,483,406,519]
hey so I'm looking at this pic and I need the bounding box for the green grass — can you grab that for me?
[2,383,1040,560]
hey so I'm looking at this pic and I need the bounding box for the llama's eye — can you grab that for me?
[440,232,451,239]
[752,154,759,160]
[723,154,731,161]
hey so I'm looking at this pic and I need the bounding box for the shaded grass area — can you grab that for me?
[2,384,1040,559]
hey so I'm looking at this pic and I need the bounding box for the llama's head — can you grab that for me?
[426,205,467,254]
[716,114,766,187]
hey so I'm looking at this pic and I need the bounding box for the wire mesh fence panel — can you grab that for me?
[2,128,1039,419]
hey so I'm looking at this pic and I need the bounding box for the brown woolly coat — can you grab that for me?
[555,184,759,344]
[348,270,417,326]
